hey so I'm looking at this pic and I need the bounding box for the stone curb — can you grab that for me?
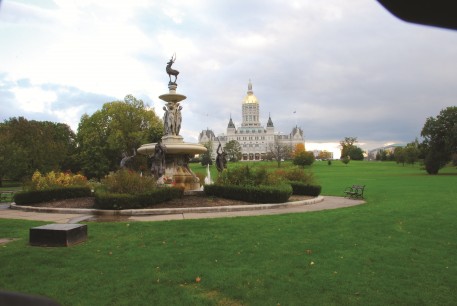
[9,196,324,216]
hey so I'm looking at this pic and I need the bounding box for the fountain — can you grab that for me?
[204,164,213,185]
[137,55,207,191]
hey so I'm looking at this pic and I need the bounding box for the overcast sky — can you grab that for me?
[1,0,457,157]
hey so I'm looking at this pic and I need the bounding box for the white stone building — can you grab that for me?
[199,81,305,161]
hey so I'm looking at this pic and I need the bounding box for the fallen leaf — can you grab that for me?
[195,276,201,283]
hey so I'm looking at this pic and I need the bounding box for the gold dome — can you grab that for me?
[243,80,259,104]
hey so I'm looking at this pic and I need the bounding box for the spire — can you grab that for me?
[243,79,258,104]
[247,79,253,94]
[228,114,235,128]
[267,113,274,127]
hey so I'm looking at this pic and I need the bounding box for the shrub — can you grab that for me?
[29,170,88,191]
[204,184,292,204]
[268,167,315,185]
[101,169,157,194]
[293,151,315,167]
[217,165,282,186]
[94,187,184,210]
[14,187,92,205]
[289,182,322,196]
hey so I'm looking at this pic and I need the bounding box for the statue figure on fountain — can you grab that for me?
[166,53,179,85]
[120,148,136,169]
[151,140,167,179]
[163,103,183,136]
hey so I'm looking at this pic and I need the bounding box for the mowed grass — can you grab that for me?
[1,161,456,305]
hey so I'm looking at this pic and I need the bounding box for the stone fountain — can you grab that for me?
[137,55,207,191]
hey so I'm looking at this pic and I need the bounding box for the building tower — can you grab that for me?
[241,80,260,127]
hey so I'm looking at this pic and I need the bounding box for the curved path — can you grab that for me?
[0,196,365,223]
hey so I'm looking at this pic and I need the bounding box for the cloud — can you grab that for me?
[0,74,116,131]
[1,0,457,151]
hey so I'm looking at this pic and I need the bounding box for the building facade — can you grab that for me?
[199,81,305,161]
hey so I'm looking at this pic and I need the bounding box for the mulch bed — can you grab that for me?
[26,195,312,209]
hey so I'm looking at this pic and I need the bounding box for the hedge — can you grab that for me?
[14,187,92,205]
[94,187,184,210]
[204,184,292,204]
[289,181,322,196]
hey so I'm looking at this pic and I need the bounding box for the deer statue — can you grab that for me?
[166,53,179,84]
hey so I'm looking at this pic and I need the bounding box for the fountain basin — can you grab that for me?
[137,142,207,155]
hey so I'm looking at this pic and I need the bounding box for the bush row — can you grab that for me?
[204,184,292,204]
[94,187,184,210]
[14,187,92,205]
[289,181,322,196]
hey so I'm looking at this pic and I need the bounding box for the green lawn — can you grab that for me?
[1,161,456,305]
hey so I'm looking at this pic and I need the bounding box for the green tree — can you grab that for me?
[293,151,315,167]
[394,147,406,165]
[404,140,420,165]
[0,117,76,185]
[348,146,364,160]
[376,149,388,161]
[224,140,242,162]
[200,141,213,166]
[420,106,457,174]
[77,95,163,178]
[340,137,358,159]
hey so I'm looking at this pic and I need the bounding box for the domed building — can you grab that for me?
[199,80,305,161]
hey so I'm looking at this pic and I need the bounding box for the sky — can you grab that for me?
[1,0,457,158]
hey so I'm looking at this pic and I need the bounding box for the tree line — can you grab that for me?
[339,106,457,174]
[0,95,163,186]
[1,100,455,185]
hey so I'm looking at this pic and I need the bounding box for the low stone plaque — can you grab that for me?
[29,224,87,247]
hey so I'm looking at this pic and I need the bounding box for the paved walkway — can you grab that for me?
[0,196,365,223]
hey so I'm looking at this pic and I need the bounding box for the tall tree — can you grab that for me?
[292,143,305,158]
[404,140,420,165]
[340,137,358,159]
[348,146,365,160]
[269,137,292,168]
[394,147,406,165]
[77,95,163,178]
[224,140,242,162]
[0,117,76,185]
[200,141,214,166]
[420,106,457,174]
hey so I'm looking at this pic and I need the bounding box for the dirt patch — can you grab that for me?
[0,238,19,245]
[25,195,312,209]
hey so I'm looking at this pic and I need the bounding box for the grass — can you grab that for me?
[1,161,457,305]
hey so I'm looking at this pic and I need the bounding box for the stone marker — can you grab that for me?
[29,224,87,247]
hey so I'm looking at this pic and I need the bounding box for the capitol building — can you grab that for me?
[198,81,305,161]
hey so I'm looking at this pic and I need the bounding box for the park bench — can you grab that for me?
[0,191,15,202]
[344,185,365,199]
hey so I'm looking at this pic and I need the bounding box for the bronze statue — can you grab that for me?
[215,143,227,172]
[166,53,179,84]
[120,148,136,169]
[151,140,167,179]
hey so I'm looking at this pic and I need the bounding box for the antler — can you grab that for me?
[172,52,176,62]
